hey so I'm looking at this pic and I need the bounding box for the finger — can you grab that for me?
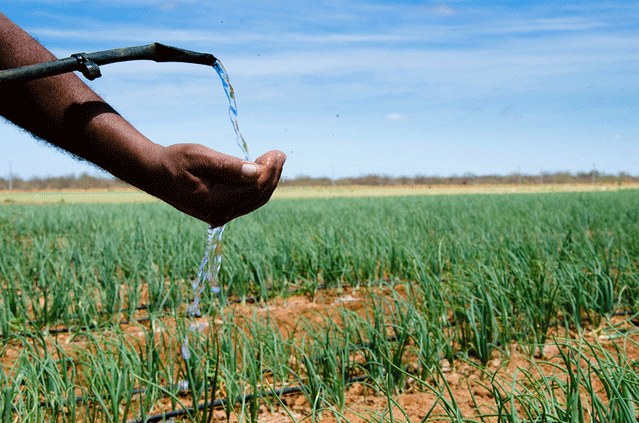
[256,151,285,184]
[255,150,286,169]
[255,150,286,196]
[184,144,259,183]
[270,151,286,185]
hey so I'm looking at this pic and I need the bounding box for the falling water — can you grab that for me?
[214,60,251,161]
[181,60,250,361]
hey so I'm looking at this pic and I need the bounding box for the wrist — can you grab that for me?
[78,107,166,191]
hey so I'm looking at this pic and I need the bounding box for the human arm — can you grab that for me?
[0,12,285,226]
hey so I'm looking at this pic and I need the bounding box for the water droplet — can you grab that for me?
[181,340,190,361]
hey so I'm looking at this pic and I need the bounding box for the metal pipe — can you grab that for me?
[0,43,217,83]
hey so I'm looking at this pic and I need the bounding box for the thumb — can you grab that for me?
[239,162,259,179]
[186,144,260,183]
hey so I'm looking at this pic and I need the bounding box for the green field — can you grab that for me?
[1,190,638,421]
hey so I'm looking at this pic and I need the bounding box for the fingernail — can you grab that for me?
[241,163,257,178]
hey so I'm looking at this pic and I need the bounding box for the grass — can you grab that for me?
[0,188,638,421]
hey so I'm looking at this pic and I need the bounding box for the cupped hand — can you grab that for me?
[149,143,286,227]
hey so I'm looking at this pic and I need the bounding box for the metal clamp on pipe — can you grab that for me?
[71,53,102,80]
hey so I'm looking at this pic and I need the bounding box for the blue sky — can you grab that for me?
[1,1,638,179]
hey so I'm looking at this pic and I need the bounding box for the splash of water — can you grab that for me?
[181,60,250,361]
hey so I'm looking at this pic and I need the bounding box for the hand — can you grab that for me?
[149,143,286,227]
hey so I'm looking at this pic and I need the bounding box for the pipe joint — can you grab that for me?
[71,53,102,80]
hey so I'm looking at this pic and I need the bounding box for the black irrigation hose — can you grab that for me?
[37,386,148,410]
[128,375,369,423]
[6,282,331,340]
[11,278,639,339]
[612,309,639,317]
[19,279,365,337]
[6,315,153,341]
[129,385,303,423]
[36,329,399,411]
[6,293,263,339]
[9,278,639,340]
[47,316,152,335]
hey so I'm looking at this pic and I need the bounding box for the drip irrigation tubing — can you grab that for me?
[7,277,637,340]
[4,292,262,339]
[128,385,303,423]
[2,281,353,340]
[35,332,401,411]
[11,275,639,339]
[6,279,347,340]
[5,315,152,341]
[127,375,369,423]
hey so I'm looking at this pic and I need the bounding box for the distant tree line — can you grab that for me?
[0,172,129,190]
[280,171,639,187]
[1,170,637,191]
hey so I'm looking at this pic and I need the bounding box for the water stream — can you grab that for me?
[181,60,250,361]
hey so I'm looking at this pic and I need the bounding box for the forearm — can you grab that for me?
[0,13,163,189]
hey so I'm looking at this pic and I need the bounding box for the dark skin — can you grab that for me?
[0,13,286,227]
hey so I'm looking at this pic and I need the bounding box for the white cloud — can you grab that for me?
[426,5,456,17]
[32,26,429,48]
[159,2,179,11]
[386,113,408,121]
